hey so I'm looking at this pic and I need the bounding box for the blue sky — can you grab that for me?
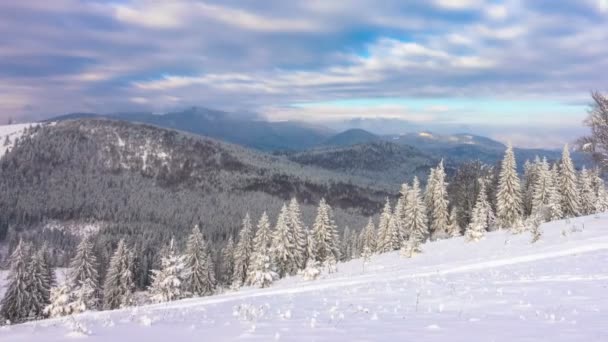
[0,0,607,147]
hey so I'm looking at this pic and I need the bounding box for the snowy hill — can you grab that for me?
[2,214,608,341]
[0,123,36,157]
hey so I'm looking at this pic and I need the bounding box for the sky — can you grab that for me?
[0,0,607,147]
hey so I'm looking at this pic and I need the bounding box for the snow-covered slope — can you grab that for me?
[0,123,36,157]
[3,214,608,341]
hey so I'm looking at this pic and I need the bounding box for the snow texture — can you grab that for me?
[2,214,608,341]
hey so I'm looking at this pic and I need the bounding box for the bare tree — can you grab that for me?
[579,91,608,170]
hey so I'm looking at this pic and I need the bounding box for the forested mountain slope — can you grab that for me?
[0,119,388,264]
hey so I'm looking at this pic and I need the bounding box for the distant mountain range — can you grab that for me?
[47,108,591,170]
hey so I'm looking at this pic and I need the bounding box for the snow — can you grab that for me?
[0,123,35,158]
[3,214,608,341]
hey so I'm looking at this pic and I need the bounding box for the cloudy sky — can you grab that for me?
[1,0,607,147]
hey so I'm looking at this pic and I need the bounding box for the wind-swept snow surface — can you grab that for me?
[3,214,608,341]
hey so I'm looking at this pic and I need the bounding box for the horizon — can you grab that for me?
[1,1,607,147]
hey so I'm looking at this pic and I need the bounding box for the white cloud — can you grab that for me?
[433,0,483,10]
[485,4,508,20]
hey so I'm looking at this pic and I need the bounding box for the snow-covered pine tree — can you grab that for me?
[44,284,74,318]
[40,242,56,289]
[596,185,608,213]
[287,198,307,270]
[424,167,437,224]
[447,207,461,237]
[465,181,493,242]
[496,143,523,230]
[232,213,255,287]
[324,253,338,274]
[0,240,33,323]
[302,258,321,281]
[386,212,402,251]
[531,158,552,221]
[360,218,377,253]
[578,167,597,215]
[149,238,186,303]
[340,226,352,261]
[430,160,450,239]
[184,225,216,297]
[402,177,428,256]
[221,236,235,285]
[361,246,372,273]
[376,198,392,253]
[311,198,340,263]
[273,204,297,277]
[25,250,52,319]
[560,144,580,218]
[522,158,541,216]
[397,183,410,234]
[68,236,99,309]
[547,164,564,221]
[103,240,134,310]
[248,212,278,287]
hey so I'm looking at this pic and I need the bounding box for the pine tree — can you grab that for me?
[531,158,553,221]
[430,160,450,238]
[184,225,215,297]
[376,198,392,253]
[466,181,494,242]
[578,167,597,215]
[44,284,74,318]
[103,240,134,310]
[68,236,99,309]
[246,212,273,285]
[221,236,235,285]
[447,207,461,237]
[247,212,277,288]
[360,218,377,253]
[386,212,402,251]
[311,198,340,263]
[273,204,297,277]
[302,258,321,281]
[424,167,437,225]
[522,158,541,216]
[547,164,564,221]
[596,185,608,213]
[149,238,186,303]
[560,145,580,218]
[40,243,56,289]
[26,250,52,319]
[402,178,428,256]
[287,198,307,270]
[0,241,33,323]
[232,213,255,287]
[496,144,523,230]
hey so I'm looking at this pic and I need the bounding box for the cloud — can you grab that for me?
[0,0,605,147]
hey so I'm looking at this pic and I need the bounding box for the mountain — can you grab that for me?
[0,119,391,248]
[49,108,334,152]
[321,129,380,147]
[284,141,438,186]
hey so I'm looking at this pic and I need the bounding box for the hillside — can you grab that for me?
[284,141,438,186]
[0,119,392,265]
[3,214,607,341]
[321,129,380,147]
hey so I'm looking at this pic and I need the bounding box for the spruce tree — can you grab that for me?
[26,250,52,319]
[466,181,493,242]
[547,164,564,221]
[402,178,428,256]
[311,198,340,263]
[376,198,392,253]
[596,185,608,213]
[424,167,437,225]
[531,158,553,221]
[386,212,402,251]
[496,144,523,230]
[560,144,580,218]
[430,160,450,238]
[221,236,235,285]
[287,198,307,270]
[273,204,297,277]
[578,167,597,215]
[0,240,33,323]
[149,238,185,303]
[68,236,99,309]
[447,207,461,237]
[232,213,254,287]
[184,225,215,297]
[360,218,377,253]
[103,240,134,310]
[248,212,277,287]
